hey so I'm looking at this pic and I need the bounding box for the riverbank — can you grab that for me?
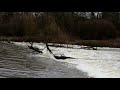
[1,36,120,48]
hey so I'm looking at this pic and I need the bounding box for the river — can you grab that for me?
[14,42,120,78]
[0,41,88,78]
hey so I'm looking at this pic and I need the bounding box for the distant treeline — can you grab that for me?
[0,12,120,42]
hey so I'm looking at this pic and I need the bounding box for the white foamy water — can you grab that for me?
[42,48,55,60]
[14,42,120,78]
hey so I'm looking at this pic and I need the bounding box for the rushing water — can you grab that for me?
[14,42,120,78]
[0,41,88,78]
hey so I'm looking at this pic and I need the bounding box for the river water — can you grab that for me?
[0,41,88,78]
[14,42,120,78]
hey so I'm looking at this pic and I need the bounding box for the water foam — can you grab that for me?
[14,42,120,78]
